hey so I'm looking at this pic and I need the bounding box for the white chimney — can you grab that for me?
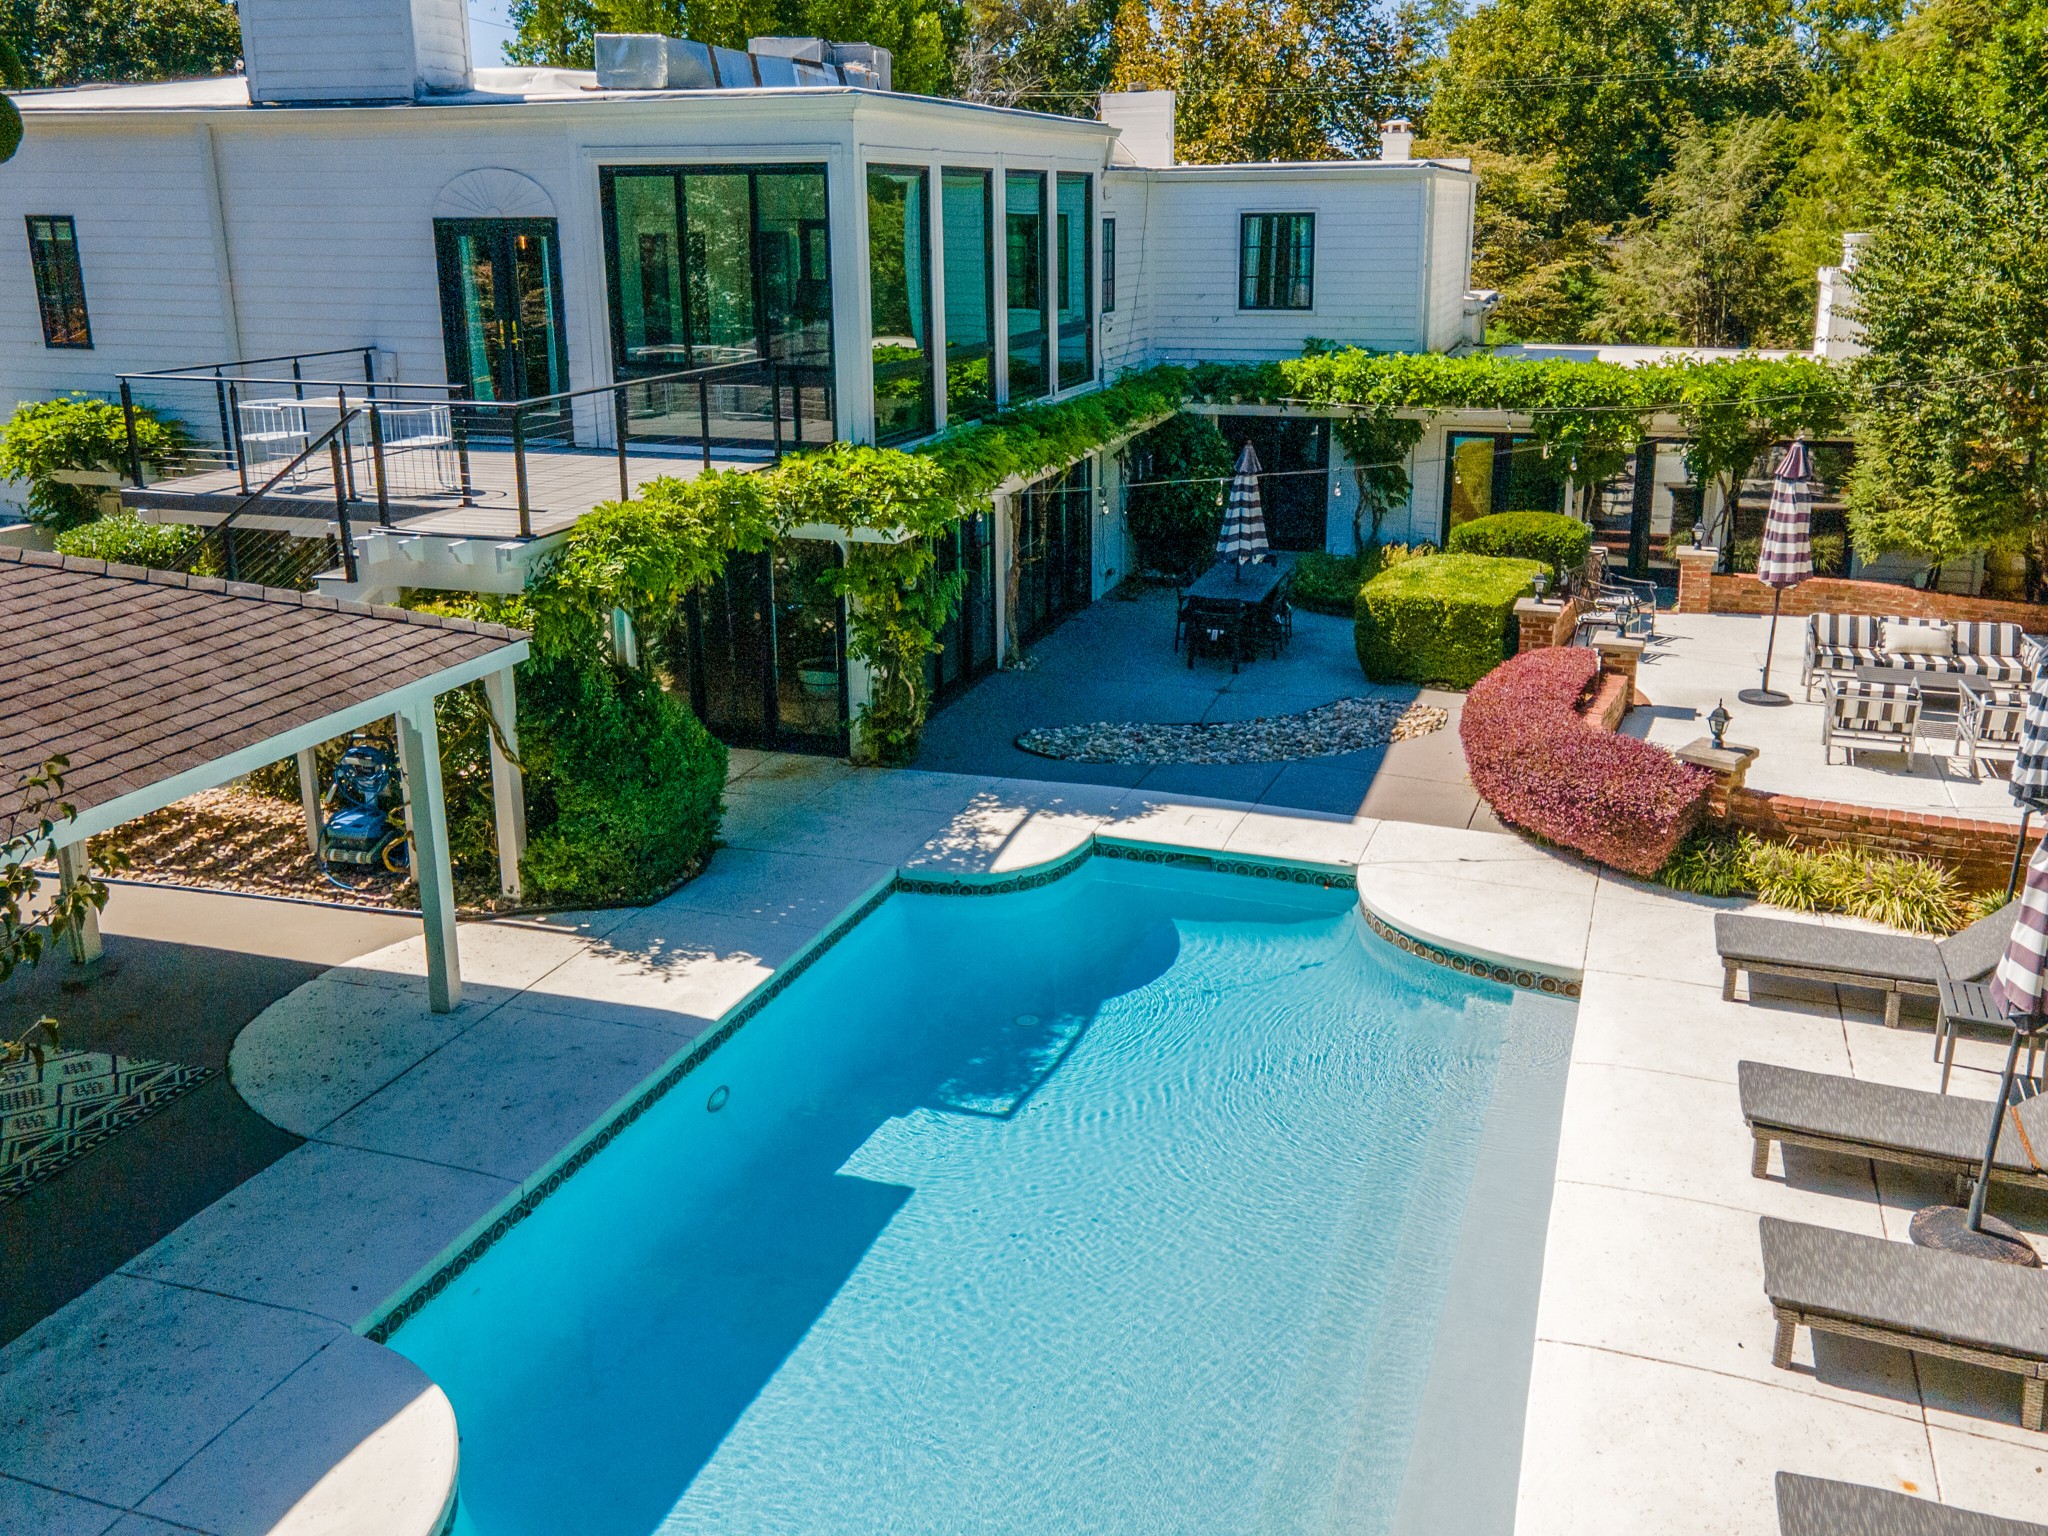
[1100,90,1175,167]
[1379,118,1414,162]
[242,0,473,103]
[1813,232,1869,361]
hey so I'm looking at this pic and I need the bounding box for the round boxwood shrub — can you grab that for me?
[1354,553,1544,689]
[53,514,202,572]
[1445,511,1592,578]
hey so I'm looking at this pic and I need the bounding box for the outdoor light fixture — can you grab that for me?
[1532,571,1550,598]
[1709,699,1731,749]
[1691,522,1705,549]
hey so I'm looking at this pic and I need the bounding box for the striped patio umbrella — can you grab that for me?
[1990,837,2048,1021]
[2003,672,2048,897]
[1739,440,1815,705]
[1217,442,1271,571]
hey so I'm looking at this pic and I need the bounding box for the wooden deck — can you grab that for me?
[124,445,765,541]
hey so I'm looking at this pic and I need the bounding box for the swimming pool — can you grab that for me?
[390,855,1576,1536]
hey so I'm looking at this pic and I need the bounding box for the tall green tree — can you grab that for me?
[6,0,241,87]
[1840,0,2048,581]
[953,0,1118,106]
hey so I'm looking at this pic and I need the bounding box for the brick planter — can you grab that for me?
[1722,791,2038,893]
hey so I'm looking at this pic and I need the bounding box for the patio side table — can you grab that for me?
[1937,976,2046,1095]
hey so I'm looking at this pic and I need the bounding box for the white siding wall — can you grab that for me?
[1098,171,1150,376]
[1126,168,1448,360]
[1424,172,1474,352]
[0,123,237,408]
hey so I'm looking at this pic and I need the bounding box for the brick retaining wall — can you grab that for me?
[1694,573,2048,627]
[1722,788,2039,892]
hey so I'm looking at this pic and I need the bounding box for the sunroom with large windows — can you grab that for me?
[1005,170,1049,403]
[599,164,835,451]
[941,168,995,423]
[868,164,934,444]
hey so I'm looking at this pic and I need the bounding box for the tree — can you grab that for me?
[1597,114,1808,348]
[1421,141,1610,342]
[1109,0,1426,163]
[953,0,1118,106]
[6,0,242,87]
[1660,354,1848,544]
[1839,0,2048,581]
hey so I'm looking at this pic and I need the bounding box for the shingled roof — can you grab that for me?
[0,547,527,825]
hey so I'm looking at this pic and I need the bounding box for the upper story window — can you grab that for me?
[1239,212,1314,311]
[1005,170,1048,403]
[868,164,933,444]
[1054,173,1092,391]
[27,216,91,348]
[1100,217,1116,314]
[941,168,995,423]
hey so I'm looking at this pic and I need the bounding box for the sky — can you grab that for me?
[469,0,516,65]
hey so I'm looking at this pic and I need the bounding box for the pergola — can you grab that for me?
[0,547,530,1012]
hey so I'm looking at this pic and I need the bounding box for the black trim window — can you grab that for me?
[1100,216,1116,314]
[1239,212,1314,310]
[27,216,91,348]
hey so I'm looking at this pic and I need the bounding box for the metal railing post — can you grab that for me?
[362,347,375,385]
[119,380,143,487]
[214,368,233,474]
[453,387,474,506]
[227,380,249,494]
[615,385,630,501]
[335,389,357,503]
[512,407,532,537]
[699,377,712,470]
[792,375,803,446]
[772,366,784,463]
[365,399,390,525]
[292,356,304,401]
[334,449,358,584]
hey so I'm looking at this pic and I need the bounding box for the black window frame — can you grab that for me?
[939,167,997,425]
[866,162,935,446]
[1238,211,1315,312]
[26,215,92,349]
[1100,216,1116,314]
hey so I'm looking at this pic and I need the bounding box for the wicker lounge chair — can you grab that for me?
[1760,1216,2048,1431]
[1778,1472,2048,1536]
[1717,902,2015,1028]
[1739,1060,2048,1189]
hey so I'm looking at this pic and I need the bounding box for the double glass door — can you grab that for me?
[1015,460,1092,645]
[433,218,569,413]
[678,541,849,754]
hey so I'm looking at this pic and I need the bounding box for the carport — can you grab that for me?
[0,547,529,1012]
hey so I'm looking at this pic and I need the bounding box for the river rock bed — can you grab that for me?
[1016,696,1449,765]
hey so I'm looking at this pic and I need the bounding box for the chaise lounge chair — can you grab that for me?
[1760,1216,2048,1431]
[1718,901,2016,1029]
[1778,1471,2048,1536]
[1739,1060,2048,1190]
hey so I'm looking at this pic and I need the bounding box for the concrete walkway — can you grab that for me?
[3,758,2041,1534]
[915,586,1506,832]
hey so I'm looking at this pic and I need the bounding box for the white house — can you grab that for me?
[2,0,1482,751]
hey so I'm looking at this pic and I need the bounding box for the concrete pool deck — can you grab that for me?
[2,755,2041,1533]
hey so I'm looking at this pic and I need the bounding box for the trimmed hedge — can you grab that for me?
[1462,648,1712,877]
[1353,553,1543,688]
[53,514,202,572]
[1729,532,1848,577]
[1446,511,1593,577]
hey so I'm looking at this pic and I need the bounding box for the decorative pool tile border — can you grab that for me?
[366,837,1576,1342]
[1361,908,1582,999]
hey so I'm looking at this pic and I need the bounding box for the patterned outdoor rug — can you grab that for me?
[1016,697,1449,766]
[0,1048,217,1202]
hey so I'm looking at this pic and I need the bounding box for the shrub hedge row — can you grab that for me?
[1353,553,1543,689]
[1461,647,1712,877]
[1446,511,1593,577]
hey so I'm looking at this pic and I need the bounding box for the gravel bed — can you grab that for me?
[1016,697,1449,765]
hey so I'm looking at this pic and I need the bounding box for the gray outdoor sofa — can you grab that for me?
[1739,1060,2048,1190]
[1760,1216,2048,1431]
[1778,1472,2048,1536]
[1718,901,2016,1029]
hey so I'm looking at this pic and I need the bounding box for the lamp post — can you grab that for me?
[1709,700,1731,751]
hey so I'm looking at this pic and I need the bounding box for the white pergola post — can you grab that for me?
[396,697,462,1013]
[54,841,103,965]
[295,746,323,856]
[482,665,526,901]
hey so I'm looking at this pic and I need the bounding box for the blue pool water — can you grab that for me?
[393,859,1576,1536]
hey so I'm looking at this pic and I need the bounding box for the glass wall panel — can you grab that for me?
[611,175,685,369]
[1443,433,1497,537]
[1005,170,1047,402]
[925,507,997,706]
[1055,172,1092,391]
[867,165,933,444]
[755,169,832,366]
[941,169,994,423]
[1015,458,1092,643]
[680,542,847,753]
[684,171,758,365]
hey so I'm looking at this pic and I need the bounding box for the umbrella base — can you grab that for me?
[1737,688,1792,707]
[1909,1204,2042,1266]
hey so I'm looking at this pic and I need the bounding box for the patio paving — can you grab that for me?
[915,585,1506,832]
[1626,612,2029,821]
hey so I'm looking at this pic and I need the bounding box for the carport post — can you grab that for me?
[483,665,526,901]
[295,747,323,857]
[396,696,462,1013]
[54,842,103,964]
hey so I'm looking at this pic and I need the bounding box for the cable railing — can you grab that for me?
[197,407,366,587]
[117,349,835,540]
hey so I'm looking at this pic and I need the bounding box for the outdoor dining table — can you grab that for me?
[1183,554,1290,608]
